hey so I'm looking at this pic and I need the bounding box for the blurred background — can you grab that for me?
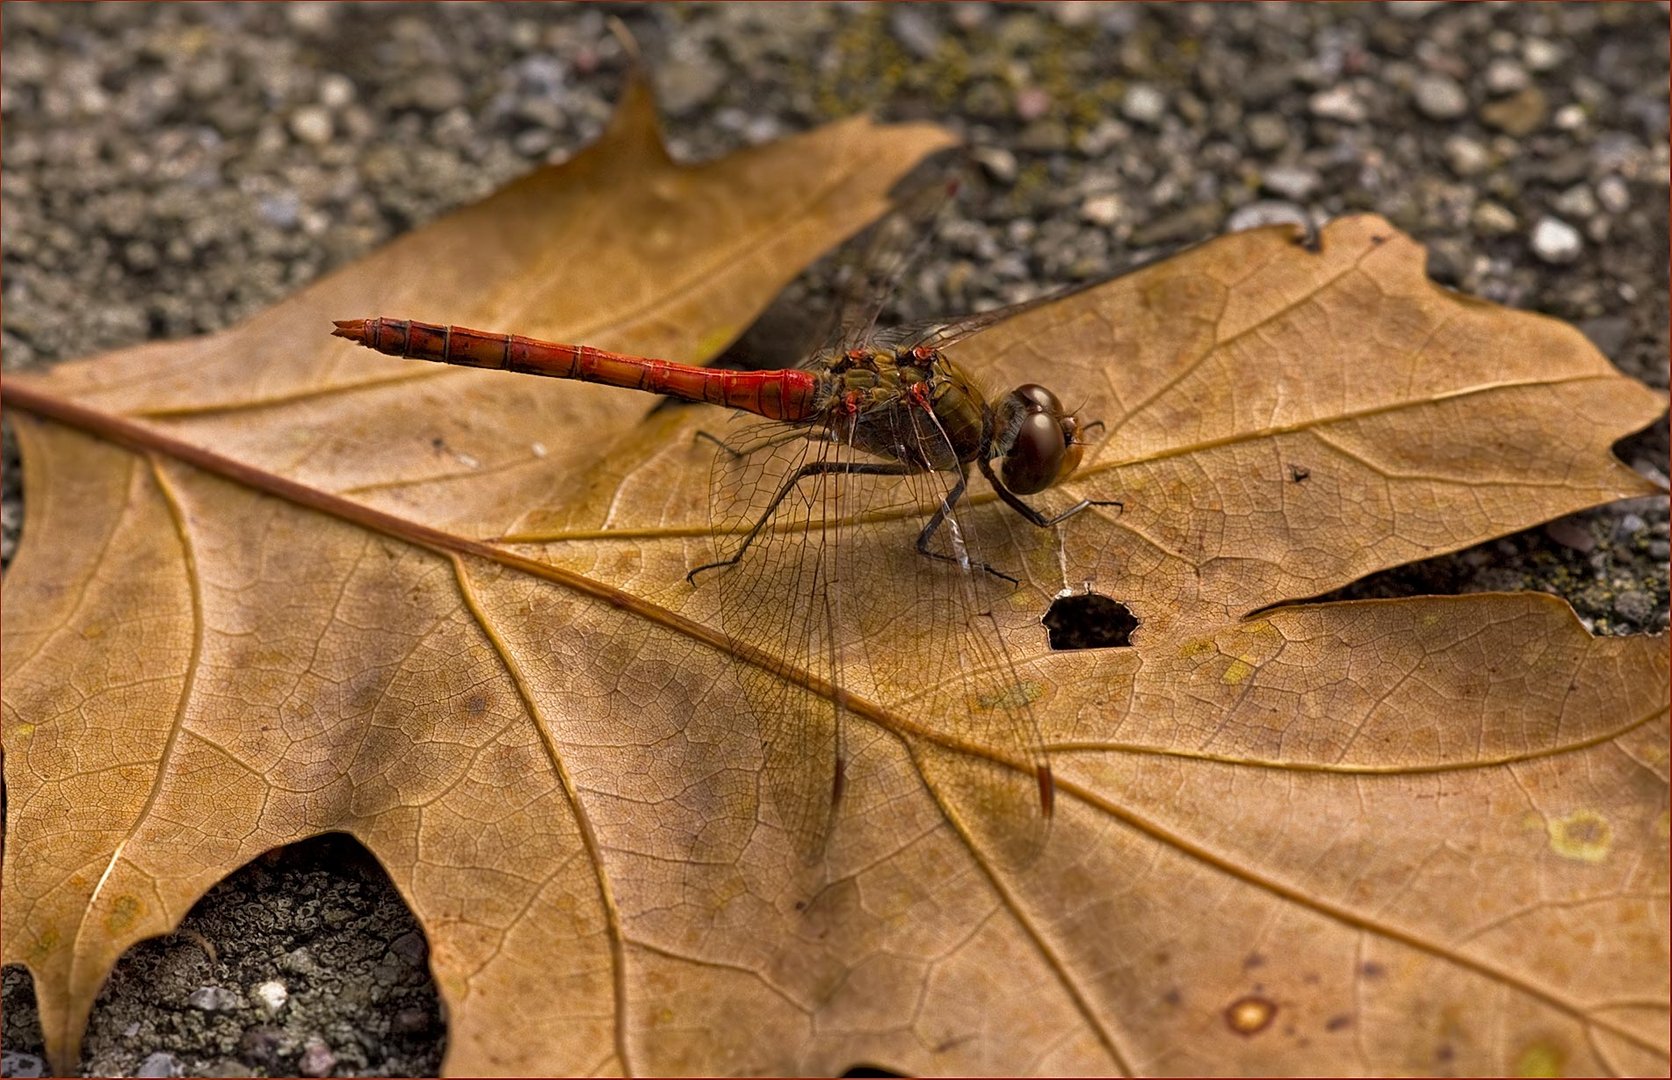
[2,3,1667,1075]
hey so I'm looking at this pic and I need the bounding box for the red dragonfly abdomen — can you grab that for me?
[332,317,820,423]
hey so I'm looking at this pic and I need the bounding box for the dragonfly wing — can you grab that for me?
[847,405,1054,871]
[700,404,1053,872]
[816,170,962,363]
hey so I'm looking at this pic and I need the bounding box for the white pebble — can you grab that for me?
[253,979,289,1013]
[1530,216,1582,264]
[1596,175,1630,214]
[288,105,333,146]
[1121,84,1166,125]
[1309,86,1366,123]
[1079,193,1123,227]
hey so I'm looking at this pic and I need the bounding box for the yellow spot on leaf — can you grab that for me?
[1656,810,1670,841]
[80,623,105,639]
[1222,656,1256,685]
[1515,1039,1566,1077]
[105,893,144,934]
[1178,638,1216,660]
[978,682,1042,711]
[27,928,59,963]
[1546,810,1612,863]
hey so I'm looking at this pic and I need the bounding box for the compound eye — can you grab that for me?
[1012,383,1062,415]
[1001,411,1068,495]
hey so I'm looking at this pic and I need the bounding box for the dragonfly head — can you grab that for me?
[995,384,1089,495]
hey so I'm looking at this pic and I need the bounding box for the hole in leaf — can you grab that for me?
[1044,593,1139,649]
[41,833,447,1077]
[842,1066,908,1078]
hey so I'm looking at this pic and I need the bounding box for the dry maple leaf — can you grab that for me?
[3,81,1668,1079]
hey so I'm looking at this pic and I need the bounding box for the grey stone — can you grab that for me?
[1246,112,1289,152]
[1484,59,1530,95]
[188,984,242,1012]
[135,1052,181,1079]
[1554,184,1598,219]
[889,6,942,58]
[971,146,1017,185]
[1309,85,1367,123]
[1261,164,1319,201]
[1444,134,1491,176]
[1614,590,1655,624]
[1079,193,1123,227]
[0,1052,46,1079]
[298,1038,337,1078]
[1226,200,1310,234]
[1596,175,1630,213]
[1472,201,1518,234]
[1544,517,1595,553]
[1414,74,1468,120]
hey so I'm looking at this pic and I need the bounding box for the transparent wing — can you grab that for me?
[814,173,961,364]
[696,402,1052,870]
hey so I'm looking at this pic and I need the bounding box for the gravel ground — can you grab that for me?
[2,3,1667,1076]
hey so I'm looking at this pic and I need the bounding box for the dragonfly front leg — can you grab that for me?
[915,467,1021,584]
[687,459,914,584]
[976,456,1122,528]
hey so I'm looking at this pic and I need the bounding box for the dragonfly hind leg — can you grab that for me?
[686,459,916,584]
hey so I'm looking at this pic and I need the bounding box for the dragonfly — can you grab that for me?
[331,206,1116,866]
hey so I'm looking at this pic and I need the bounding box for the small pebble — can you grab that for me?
[391,1006,434,1036]
[1553,184,1597,219]
[1544,517,1595,553]
[1480,86,1547,135]
[411,72,465,113]
[1309,85,1367,123]
[1577,315,1631,357]
[1413,74,1468,120]
[1443,134,1491,176]
[1014,86,1052,121]
[1484,59,1529,95]
[1596,175,1630,213]
[1121,83,1166,125]
[1225,199,1310,234]
[318,73,355,109]
[389,930,429,967]
[1614,513,1647,541]
[889,6,942,59]
[239,1027,285,1070]
[1079,193,1123,227]
[1648,539,1671,560]
[136,1052,181,1079]
[298,1038,337,1078]
[1261,164,1318,200]
[1246,112,1288,152]
[0,1052,46,1079]
[1614,590,1654,624]
[1530,216,1583,264]
[188,985,241,1012]
[1472,201,1517,235]
[252,979,289,1013]
[287,106,333,146]
[971,145,1017,186]
[1523,38,1564,72]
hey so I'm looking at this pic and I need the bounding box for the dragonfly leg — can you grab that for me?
[693,429,747,459]
[686,459,916,584]
[914,468,1020,584]
[977,456,1122,527]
